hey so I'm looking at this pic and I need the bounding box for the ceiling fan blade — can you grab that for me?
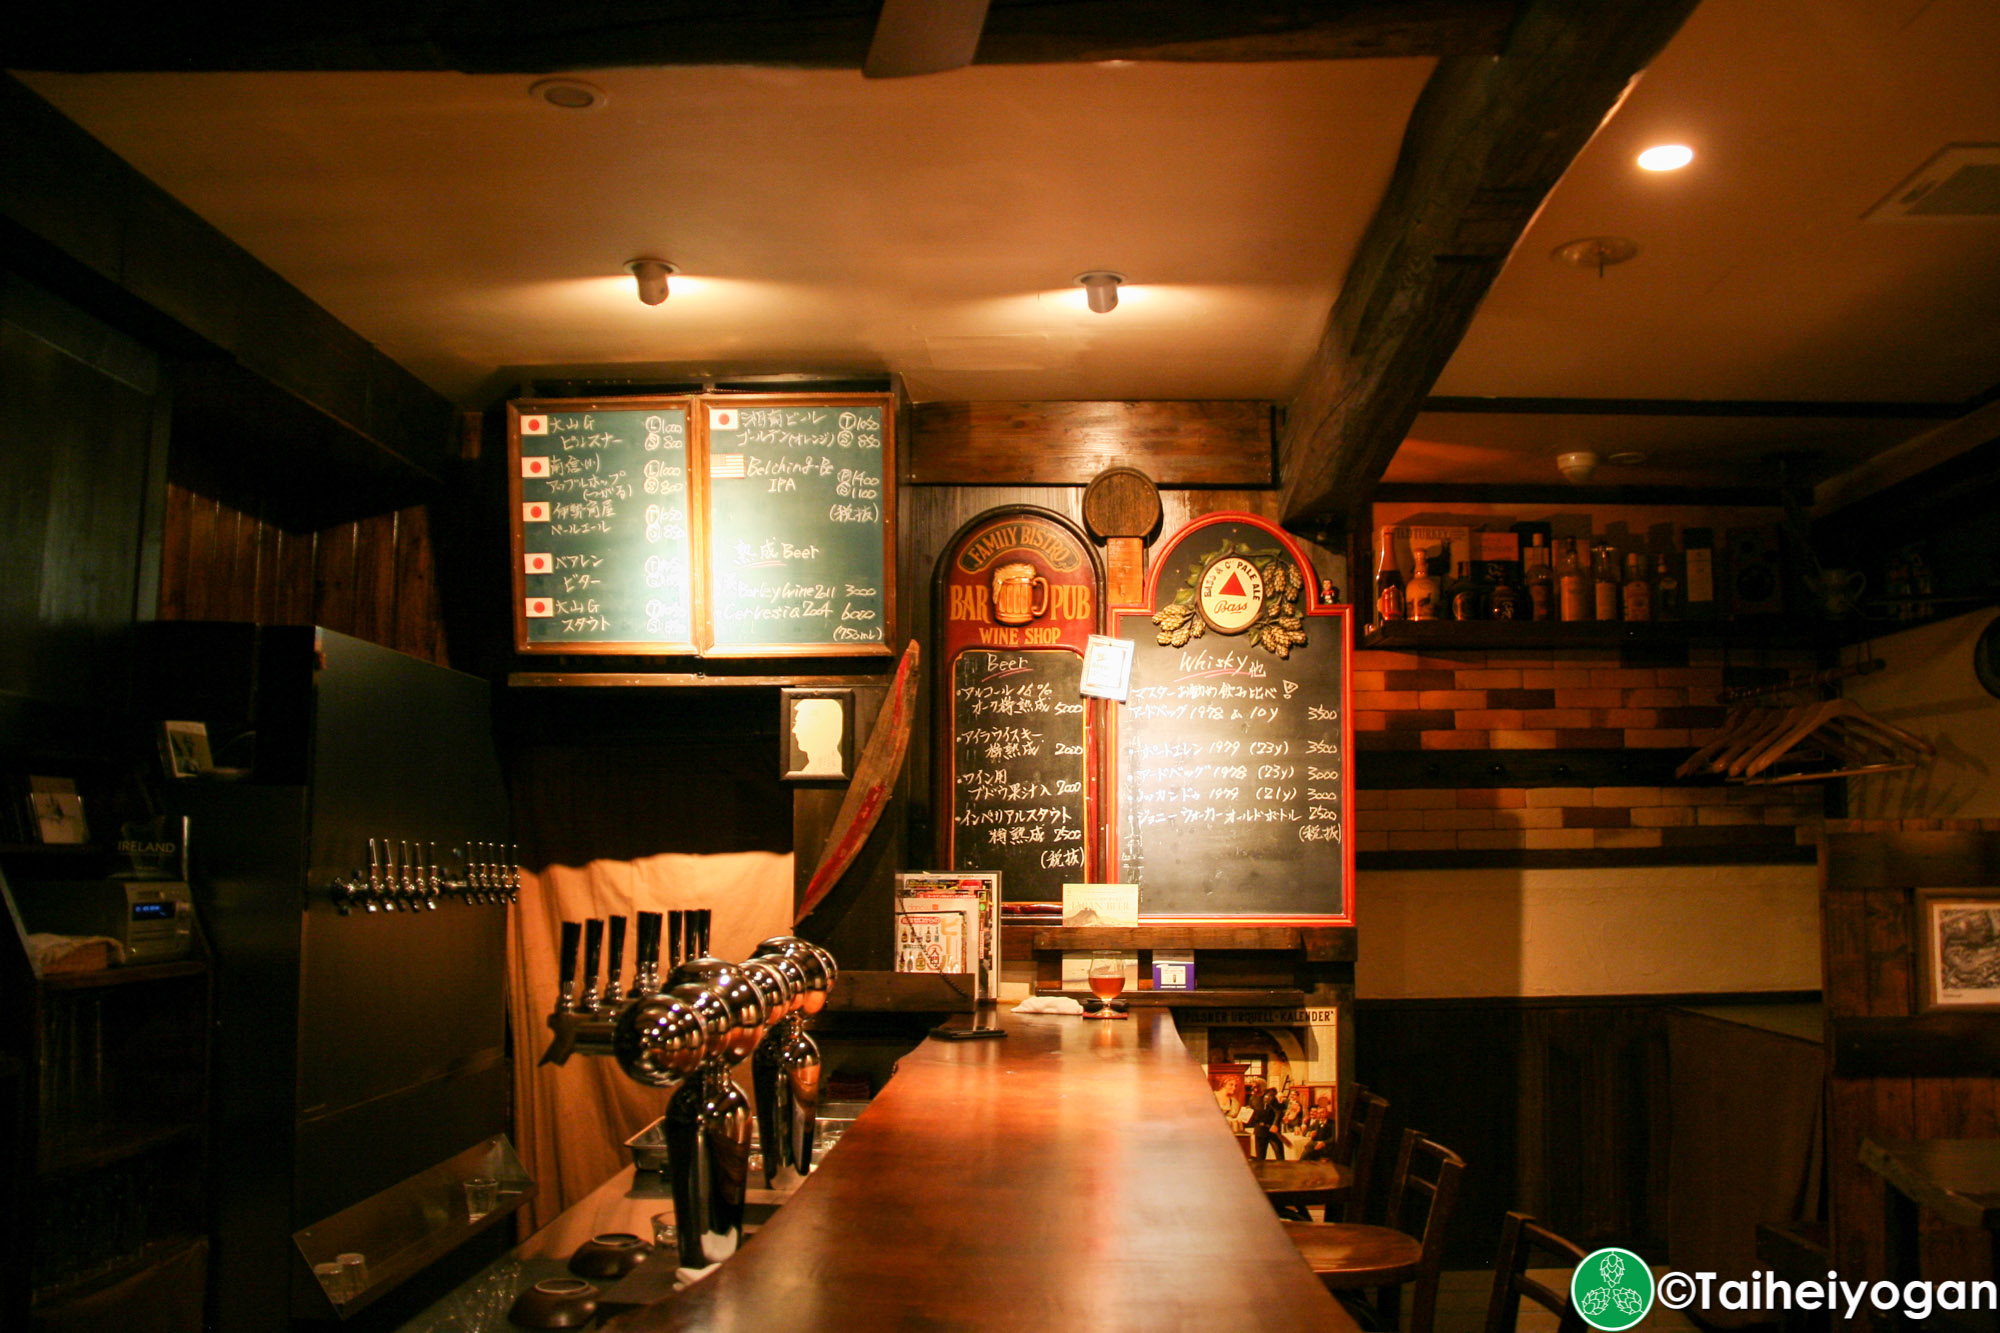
[863,0,992,79]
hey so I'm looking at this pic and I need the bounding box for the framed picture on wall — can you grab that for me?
[779,688,854,783]
[1915,889,2000,1011]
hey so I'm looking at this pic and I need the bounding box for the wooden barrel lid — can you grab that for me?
[1082,467,1161,542]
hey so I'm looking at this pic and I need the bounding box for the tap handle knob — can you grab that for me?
[667,910,685,969]
[428,842,442,898]
[581,918,605,1011]
[697,909,712,959]
[368,838,382,892]
[605,914,627,1000]
[557,920,582,1012]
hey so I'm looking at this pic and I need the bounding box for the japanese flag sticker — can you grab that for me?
[708,407,738,431]
[523,502,550,522]
[521,456,550,478]
[525,597,553,618]
[524,553,551,575]
[520,414,548,435]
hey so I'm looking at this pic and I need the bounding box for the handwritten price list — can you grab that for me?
[518,407,693,647]
[707,405,889,651]
[951,651,1090,901]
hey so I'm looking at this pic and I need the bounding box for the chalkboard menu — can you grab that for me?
[511,399,698,652]
[1109,514,1352,921]
[951,650,1090,896]
[508,393,895,657]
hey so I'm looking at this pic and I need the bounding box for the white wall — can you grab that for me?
[1841,607,2000,819]
[1355,864,1821,999]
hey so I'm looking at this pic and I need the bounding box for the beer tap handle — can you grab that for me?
[556,920,581,1013]
[697,909,713,959]
[366,839,383,912]
[581,919,605,1013]
[604,915,627,1005]
[635,911,661,993]
[667,910,685,970]
[386,840,404,911]
[427,842,442,906]
[508,844,522,904]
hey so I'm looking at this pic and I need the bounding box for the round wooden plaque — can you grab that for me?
[1082,467,1161,542]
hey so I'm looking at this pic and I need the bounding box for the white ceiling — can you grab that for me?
[15,0,2000,489]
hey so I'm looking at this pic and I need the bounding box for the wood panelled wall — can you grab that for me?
[157,482,449,665]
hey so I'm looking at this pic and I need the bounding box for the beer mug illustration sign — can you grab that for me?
[991,561,1049,625]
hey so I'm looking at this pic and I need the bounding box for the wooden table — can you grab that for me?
[1251,1158,1353,1209]
[608,1009,1357,1331]
[1859,1136,2000,1294]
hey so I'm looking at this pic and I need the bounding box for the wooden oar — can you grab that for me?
[796,639,921,923]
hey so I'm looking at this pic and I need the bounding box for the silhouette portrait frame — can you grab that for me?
[780,688,855,783]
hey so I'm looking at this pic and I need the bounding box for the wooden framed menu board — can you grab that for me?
[509,393,895,657]
[1107,513,1352,922]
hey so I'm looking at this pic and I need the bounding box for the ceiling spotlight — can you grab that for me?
[1551,236,1639,277]
[1076,271,1124,314]
[1557,451,1599,484]
[625,258,678,306]
[1637,144,1694,172]
[531,78,608,111]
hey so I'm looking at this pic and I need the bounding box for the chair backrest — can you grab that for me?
[1339,1090,1390,1223]
[1483,1211,1590,1333]
[1385,1129,1467,1272]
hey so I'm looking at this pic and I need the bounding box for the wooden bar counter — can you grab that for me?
[610,1009,1355,1331]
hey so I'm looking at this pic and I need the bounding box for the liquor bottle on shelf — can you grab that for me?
[1622,551,1652,623]
[1557,539,1590,622]
[1654,552,1682,620]
[1486,577,1521,620]
[1406,551,1441,621]
[1450,559,1479,621]
[1524,533,1555,621]
[1683,528,1717,620]
[1374,527,1405,624]
[1592,545,1621,622]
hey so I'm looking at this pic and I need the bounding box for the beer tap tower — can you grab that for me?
[543,914,836,1274]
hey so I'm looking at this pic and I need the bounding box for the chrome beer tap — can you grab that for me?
[427,841,442,908]
[366,838,384,911]
[400,840,420,910]
[634,911,662,994]
[580,919,605,1014]
[383,840,403,911]
[603,915,627,1006]
[508,844,522,904]
[751,938,835,1191]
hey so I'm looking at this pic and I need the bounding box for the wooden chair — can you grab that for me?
[1282,1130,1465,1333]
[1254,1086,1389,1222]
[1485,1212,1589,1333]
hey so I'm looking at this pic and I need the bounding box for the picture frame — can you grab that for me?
[1915,889,2000,1012]
[1078,633,1134,702]
[779,688,854,783]
[159,721,213,780]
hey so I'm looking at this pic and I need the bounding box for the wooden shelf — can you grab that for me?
[1034,988,1311,1009]
[1359,619,1831,652]
[40,958,206,990]
[1027,926,1355,960]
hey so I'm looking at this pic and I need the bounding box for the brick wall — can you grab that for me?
[1353,643,1826,856]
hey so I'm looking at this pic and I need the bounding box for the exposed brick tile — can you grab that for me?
[1660,824,1796,848]
[1366,809,1431,831]
[1555,687,1626,709]
[1591,668,1657,688]
[1488,689,1559,710]
[1498,807,1566,829]
[1354,710,1389,731]
[1361,651,1481,671]
[1657,787,1714,805]
[1687,688,1726,708]
[1456,669,1524,689]
[1388,831,1459,851]
[1563,806,1632,827]
[1356,731,1422,751]
[1555,729,1626,747]
[1355,790,1392,809]
[1419,690,1488,710]
[1369,790,1459,809]
[1548,650,1622,666]
[1524,829,1595,849]
[1458,788,1527,809]
[1657,707,1728,729]
[1354,690,1423,710]
[1526,787,1597,807]
[1763,805,1821,825]
[1625,728,1692,747]
[1458,830,1528,850]
[1657,667,1726,688]
[1723,666,1792,689]
[1593,787,1661,806]
[1522,709,1596,728]
[1485,655,1555,669]
[1626,687,1689,708]
[1425,807,1496,830]
[1594,828,1665,848]
[1385,669,1457,691]
[1491,730,1563,749]
[1522,668,1596,689]
[1631,806,1695,827]
[1684,787,1735,804]
[1354,832,1389,852]
[1351,670,1389,692]
[1600,709,1660,728]
[1796,824,1822,846]
[1696,805,1762,825]
[1687,645,1729,666]
[1455,709,1525,730]
[1420,730,1491,750]
[1382,709,1457,731]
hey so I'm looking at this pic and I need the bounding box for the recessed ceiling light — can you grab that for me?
[1637,144,1694,172]
[1606,451,1648,466]
[531,78,607,111]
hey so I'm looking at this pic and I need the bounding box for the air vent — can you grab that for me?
[1866,144,2000,220]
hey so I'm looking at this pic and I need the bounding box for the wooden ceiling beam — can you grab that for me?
[6,2,1518,73]
[1276,0,1702,530]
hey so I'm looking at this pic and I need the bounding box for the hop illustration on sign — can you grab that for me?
[1570,1247,1652,1331]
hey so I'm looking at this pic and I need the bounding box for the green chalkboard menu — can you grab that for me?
[704,396,893,657]
[1108,514,1353,922]
[511,399,698,653]
[508,393,895,657]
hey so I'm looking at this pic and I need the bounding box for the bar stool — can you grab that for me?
[1253,1086,1389,1222]
[1281,1129,1465,1333]
[1485,1212,1589,1333]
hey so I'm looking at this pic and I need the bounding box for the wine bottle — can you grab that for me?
[1374,527,1405,624]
